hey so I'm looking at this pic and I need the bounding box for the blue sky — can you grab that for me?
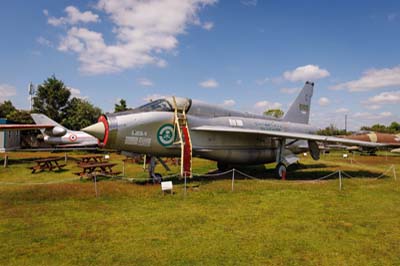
[0,0,399,130]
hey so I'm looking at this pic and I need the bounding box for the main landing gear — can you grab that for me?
[147,156,162,183]
[275,138,289,180]
[275,163,287,180]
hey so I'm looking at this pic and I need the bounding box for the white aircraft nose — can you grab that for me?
[82,122,105,140]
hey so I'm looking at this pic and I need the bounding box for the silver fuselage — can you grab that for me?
[102,106,316,165]
[44,130,98,147]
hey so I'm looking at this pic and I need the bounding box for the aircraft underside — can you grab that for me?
[194,148,277,165]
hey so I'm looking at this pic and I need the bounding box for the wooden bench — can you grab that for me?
[75,162,120,179]
[73,155,106,165]
[29,157,66,173]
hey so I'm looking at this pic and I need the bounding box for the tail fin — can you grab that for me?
[283,81,314,124]
[31,114,65,134]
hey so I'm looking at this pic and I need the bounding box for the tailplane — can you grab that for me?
[31,114,66,135]
[283,81,314,124]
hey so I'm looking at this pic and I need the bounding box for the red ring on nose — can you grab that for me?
[97,115,109,147]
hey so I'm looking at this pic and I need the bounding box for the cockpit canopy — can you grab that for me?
[107,96,268,120]
[136,99,173,112]
[137,97,191,112]
[106,97,191,117]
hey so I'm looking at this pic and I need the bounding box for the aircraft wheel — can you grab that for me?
[275,163,287,180]
[153,173,163,184]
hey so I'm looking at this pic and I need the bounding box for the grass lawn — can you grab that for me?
[0,151,399,265]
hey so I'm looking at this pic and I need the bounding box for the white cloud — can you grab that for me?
[0,84,17,102]
[222,99,235,107]
[335,108,349,113]
[331,66,400,92]
[202,21,214,30]
[254,101,282,113]
[241,0,257,6]
[280,87,300,94]
[318,97,330,106]
[353,112,370,118]
[67,87,87,99]
[366,105,381,110]
[138,78,154,87]
[283,64,330,82]
[143,94,167,102]
[353,111,393,120]
[37,36,52,47]
[255,77,269,86]
[52,0,217,75]
[311,110,398,131]
[68,87,81,97]
[364,91,400,104]
[380,111,392,117]
[47,6,99,26]
[199,78,219,88]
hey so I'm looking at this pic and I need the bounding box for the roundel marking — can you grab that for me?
[69,134,78,142]
[157,124,175,146]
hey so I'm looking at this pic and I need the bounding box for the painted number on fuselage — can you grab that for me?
[157,124,175,146]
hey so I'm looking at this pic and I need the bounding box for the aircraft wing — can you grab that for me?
[191,126,385,148]
[0,124,54,130]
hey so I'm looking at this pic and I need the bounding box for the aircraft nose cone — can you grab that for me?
[82,122,105,141]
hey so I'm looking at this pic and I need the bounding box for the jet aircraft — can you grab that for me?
[82,81,382,180]
[338,132,400,154]
[30,114,99,148]
[0,114,98,148]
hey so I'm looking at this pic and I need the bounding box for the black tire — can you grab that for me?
[153,173,163,183]
[275,163,287,180]
[217,162,230,172]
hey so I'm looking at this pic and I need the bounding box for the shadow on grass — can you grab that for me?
[287,169,387,181]
[103,161,392,186]
[166,164,389,184]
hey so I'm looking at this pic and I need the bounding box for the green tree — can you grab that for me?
[33,75,71,122]
[6,110,34,124]
[389,122,400,133]
[0,100,17,118]
[360,122,400,133]
[62,98,102,130]
[263,109,284,118]
[114,99,129,112]
[317,124,347,136]
[361,123,395,133]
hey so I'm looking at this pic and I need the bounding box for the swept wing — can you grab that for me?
[191,126,385,148]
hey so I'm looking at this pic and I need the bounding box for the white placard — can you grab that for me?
[161,181,173,191]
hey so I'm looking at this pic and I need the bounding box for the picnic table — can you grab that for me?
[74,155,105,165]
[30,157,66,173]
[75,162,121,179]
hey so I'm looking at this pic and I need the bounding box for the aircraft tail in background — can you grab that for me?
[283,81,314,124]
[31,114,67,137]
